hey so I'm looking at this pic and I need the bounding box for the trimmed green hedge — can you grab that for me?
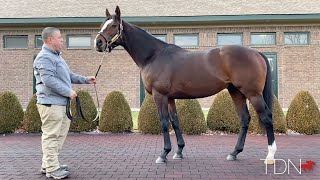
[286,91,320,135]
[138,94,162,134]
[207,91,240,133]
[176,99,207,135]
[23,94,42,133]
[69,90,98,132]
[99,91,133,133]
[0,92,24,134]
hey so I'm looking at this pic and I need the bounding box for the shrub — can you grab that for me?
[249,95,287,134]
[0,92,24,134]
[207,90,240,133]
[176,99,207,135]
[286,91,320,135]
[69,90,98,132]
[138,94,162,134]
[23,94,42,133]
[99,91,133,133]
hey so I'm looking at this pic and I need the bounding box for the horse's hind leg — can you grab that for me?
[226,86,251,161]
[248,95,276,165]
[168,98,185,160]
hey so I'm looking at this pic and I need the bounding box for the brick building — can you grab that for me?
[0,0,320,109]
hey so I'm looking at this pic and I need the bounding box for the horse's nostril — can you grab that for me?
[97,39,103,46]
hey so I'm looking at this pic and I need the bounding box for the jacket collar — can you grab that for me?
[43,44,61,55]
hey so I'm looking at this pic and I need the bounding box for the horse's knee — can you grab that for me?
[160,119,170,132]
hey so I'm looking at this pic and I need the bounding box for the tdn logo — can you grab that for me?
[300,160,316,173]
[261,159,316,174]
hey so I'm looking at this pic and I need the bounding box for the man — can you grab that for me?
[33,27,96,179]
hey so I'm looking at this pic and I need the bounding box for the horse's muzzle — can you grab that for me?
[95,39,105,52]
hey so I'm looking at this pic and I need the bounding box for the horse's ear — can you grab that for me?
[106,8,111,18]
[115,6,121,18]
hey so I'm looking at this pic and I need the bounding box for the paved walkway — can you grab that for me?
[0,133,319,180]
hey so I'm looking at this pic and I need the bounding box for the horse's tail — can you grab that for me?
[259,52,273,111]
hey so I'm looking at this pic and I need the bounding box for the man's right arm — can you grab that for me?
[35,57,71,97]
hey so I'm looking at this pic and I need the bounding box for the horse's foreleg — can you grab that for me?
[168,98,185,160]
[249,95,276,165]
[227,87,250,161]
[153,90,171,164]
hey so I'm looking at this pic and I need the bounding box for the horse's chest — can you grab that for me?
[141,72,154,93]
[141,69,170,94]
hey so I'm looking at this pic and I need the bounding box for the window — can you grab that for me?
[153,34,167,42]
[217,33,242,46]
[174,34,198,47]
[35,35,43,48]
[251,33,276,46]
[284,32,309,45]
[67,35,91,48]
[4,35,28,48]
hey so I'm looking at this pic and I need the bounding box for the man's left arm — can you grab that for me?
[70,71,96,84]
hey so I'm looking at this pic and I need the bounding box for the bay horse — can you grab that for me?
[94,6,277,165]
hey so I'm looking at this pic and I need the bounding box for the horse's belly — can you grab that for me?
[169,79,227,99]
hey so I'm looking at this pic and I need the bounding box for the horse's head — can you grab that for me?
[94,6,123,52]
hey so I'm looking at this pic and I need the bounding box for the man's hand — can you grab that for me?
[87,76,97,84]
[69,90,77,99]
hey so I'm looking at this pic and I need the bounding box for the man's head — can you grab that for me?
[42,27,63,52]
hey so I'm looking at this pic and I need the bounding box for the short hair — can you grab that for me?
[41,27,60,42]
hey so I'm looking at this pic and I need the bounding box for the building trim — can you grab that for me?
[1,14,320,26]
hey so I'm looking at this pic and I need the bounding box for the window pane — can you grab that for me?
[35,35,43,48]
[153,35,167,42]
[4,36,28,48]
[174,34,198,47]
[67,35,91,48]
[217,34,242,46]
[251,33,276,45]
[284,32,309,45]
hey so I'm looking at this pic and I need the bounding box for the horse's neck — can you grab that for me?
[121,21,166,68]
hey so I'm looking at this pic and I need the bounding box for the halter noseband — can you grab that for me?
[97,19,123,52]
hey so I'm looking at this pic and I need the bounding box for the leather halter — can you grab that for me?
[97,19,123,52]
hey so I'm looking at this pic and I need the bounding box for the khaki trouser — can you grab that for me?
[37,104,70,172]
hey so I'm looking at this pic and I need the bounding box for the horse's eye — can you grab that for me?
[112,24,117,27]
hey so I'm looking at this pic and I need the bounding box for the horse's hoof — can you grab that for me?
[226,154,237,161]
[173,153,183,160]
[264,159,275,165]
[155,156,167,164]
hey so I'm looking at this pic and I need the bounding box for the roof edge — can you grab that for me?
[1,14,320,24]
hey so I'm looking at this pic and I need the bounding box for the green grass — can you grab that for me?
[203,110,208,121]
[131,110,208,130]
[131,111,139,130]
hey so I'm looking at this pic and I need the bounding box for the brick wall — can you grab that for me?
[0,24,319,109]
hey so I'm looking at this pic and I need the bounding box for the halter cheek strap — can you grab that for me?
[108,20,123,45]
